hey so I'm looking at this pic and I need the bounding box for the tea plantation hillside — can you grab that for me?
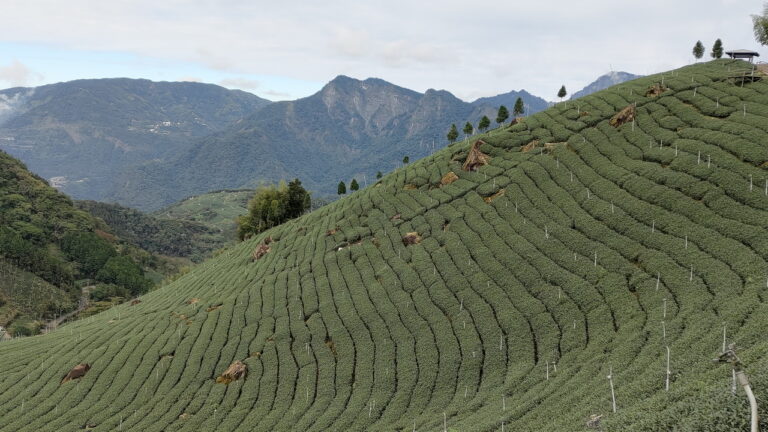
[0,59,767,431]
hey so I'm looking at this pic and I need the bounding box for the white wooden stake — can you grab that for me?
[663,298,667,319]
[608,366,617,413]
[665,346,671,391]
[656,272,660,291]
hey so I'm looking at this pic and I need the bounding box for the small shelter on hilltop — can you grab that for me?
[725,50,760,63]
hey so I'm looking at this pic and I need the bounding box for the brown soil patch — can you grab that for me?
[390,213,401,221]
[206,304,223,312]
[645,83,667,97]
[252,242,270,260]
[610,105,636,127]
[403,184,418,190]
[483,189,506,203]
[179,413,190,420]
[462,140,490,171]
[325,336,337,357]
[402,232,422,246]
[61,363,90,384]
[216,360,247,384]
[521,140,539,153]
[325,228,338,236]
[130,299,141,306]
[186,298,199,305]
[440,171,459,186]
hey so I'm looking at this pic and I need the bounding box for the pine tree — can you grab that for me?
[557,85,567,101]
[478,115,490,132]
[376,171,383,179]
[286,178,311,218]
[402,156,409,164]
[447,124,459,143]
[350,179,359,191]
[463,122,473,139]
[711,39,724,58]
[753,3,768,46]
[513,97,525,117]
[496,105,509,125]
[693,40,705,60]
[337,181,346,195]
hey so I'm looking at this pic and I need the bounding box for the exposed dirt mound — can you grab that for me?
[402,232,422,246]
[483,189,506,203]
[463,140,490,171]
[390,213,401,221]
[325,228,338,236]
[252,242,270,261]
[403,184,418,190]
[645,83,667,97]
[186,298,199,305]
[206,304,222,312]
[440,171,459,186]
[216,360,247,384]
[130,299,141,306]
[61,363,90,384]
[521,140,539,153]
[610,105,635,127]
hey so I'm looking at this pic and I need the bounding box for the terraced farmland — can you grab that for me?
[0,59,767,431]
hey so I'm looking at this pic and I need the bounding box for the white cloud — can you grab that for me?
[218,77,260,90]
[0,60,41,87]
[0,0,763,99]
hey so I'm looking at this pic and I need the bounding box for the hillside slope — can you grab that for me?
[0,60,766,431]
[75,201,224,262]
[0,78,270,202]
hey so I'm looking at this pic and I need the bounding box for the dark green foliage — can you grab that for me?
[557,85,567,100]
[95,256,151,296]
[711,38,724,58]
[77,200,222,261]
[478,115,491,132]
[60,232,116,278]
[285,179,311,219]
[338,181,347,195]
[89,283,130,302]
[237,180,311,239]
[447,123,459,143]
[513,97,525,117]
[350,179,360,191]
[463,121,474,137]
[376,171,383,179]
[238,184,288,239]
[693,40,705,59]
[402,156,410,164]
[753,3,768,46]
[496,105,509,124]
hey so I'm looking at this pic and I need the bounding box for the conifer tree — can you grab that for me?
[496,105,509,125]
[557,85,567,101]
[711,39,724,58]
[376,171,383,179]
[350,178,359,191]
[337,181,346,195]
[463,122,473,139]
[513,97,525,117]
[478,115,490,132]
[693,40,705,60]
[402,156,409,164]
[447,123,459,143]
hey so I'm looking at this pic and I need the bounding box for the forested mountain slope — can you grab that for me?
[0,60,766,431]
[0,78,270,203]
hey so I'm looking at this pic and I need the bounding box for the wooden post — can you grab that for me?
[608,366,617,413]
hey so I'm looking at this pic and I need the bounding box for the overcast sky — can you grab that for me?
[0,0,763,101]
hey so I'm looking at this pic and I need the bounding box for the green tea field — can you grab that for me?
[0,59,766,431]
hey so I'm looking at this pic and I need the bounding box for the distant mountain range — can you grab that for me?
[570,71,642,100]
[0,72,635,211]
[0,79,269,203]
